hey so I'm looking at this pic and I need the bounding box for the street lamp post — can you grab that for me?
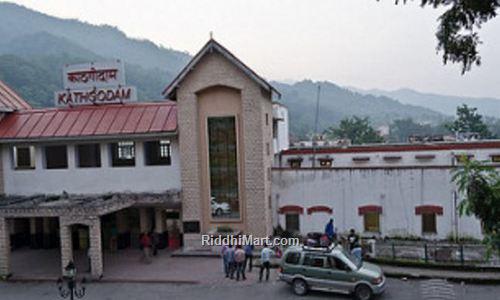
[57,261,86,300]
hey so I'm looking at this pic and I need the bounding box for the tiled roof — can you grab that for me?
[0,102,177,141]
[0,80,32,111]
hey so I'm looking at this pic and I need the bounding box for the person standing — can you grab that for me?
[259,244,274,282]
[234,245,246,281]
[140,232,152,264]
[348,228,362,261]
[325,218,335,242]
[152,231,160,256]
[224,244,236,279]
[244,243,254,272]
[221,243,229,275]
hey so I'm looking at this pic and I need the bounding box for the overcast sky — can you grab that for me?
[11,0,500,98]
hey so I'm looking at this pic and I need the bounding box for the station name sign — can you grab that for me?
[55,60,137,106]
[56,86,137,106]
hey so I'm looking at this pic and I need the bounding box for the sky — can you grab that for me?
[9,0,500,98]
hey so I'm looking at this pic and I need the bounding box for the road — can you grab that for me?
[1,278,499,300]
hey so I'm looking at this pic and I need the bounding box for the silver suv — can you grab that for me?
[279,244,386,300]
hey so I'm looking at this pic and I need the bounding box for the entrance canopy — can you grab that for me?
[0,190,181,218]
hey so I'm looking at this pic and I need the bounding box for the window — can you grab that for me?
[45,145,68,169]
[284,252,301,265]
[303,254,325,268]
[455,154,473,164]
[145,140,171,165]
[265,113,269,126]
[111,141,135,167]
[491,155,500,163]
[318,158,333,168]
[288,158,302,169]
[422,213,437,234]
[328,256,351,271]
[353,156,370,162]
[272,120,278,139]
[208,117,239,219]
[76,144,101,168]
[13,146,35,169]
[285,214,300,232]
[266,142,270,156]
[364,212,380,232]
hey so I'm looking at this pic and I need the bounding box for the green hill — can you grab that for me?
[0,2,448,139]
[273,80,446,139]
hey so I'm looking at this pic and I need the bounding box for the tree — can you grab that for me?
[388,0,500,73]
[446,104,493,138]
[389,118,448,142]
[452,158,500,255]
[324,116,384,144]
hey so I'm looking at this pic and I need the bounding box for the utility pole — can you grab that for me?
[312,84,321,168]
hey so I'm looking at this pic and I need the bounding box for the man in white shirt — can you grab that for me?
[259,244,274,282]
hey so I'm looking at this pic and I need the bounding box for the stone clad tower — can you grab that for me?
[163,39,277,248]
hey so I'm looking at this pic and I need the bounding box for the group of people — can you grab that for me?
[324,218,363,260]
[221,244,253,281]
[221,243,278,282]
[139,232,161,263]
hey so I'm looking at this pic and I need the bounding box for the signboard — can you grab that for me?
[62,61,126,90]
[55,86,137,106]
[56,60,137,106]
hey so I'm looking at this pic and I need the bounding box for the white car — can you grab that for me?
[211,198,231,216]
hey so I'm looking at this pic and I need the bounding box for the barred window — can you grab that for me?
[145,140,171,165]
[111,141,135,167]
[13,146,35,169]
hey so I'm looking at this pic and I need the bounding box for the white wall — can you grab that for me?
[276,148,500,168]
[2,138,181,195]
[272,103,289,154]
[272,168,483,239]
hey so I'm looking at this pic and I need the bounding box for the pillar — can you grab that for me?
[154,208,165,233]
[139,208,151,234]
[42,218,51,249]
[154,208,167,249]
[88,218,103,279]
[0,217,11,277]
[29,217,39,249]
[115,210,130,249]
[59,222,73,275]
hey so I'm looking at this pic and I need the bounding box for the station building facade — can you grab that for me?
[0,38,495,281]
[0,39,278,279]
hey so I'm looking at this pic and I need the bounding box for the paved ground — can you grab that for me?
[9,248,260,284]
[380,265,500,283]
[1,278,500,300]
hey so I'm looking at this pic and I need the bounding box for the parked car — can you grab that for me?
[279,244,386,300]
[211,198,231,216]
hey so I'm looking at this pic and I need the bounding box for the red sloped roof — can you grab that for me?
[0,102,177,141]
[0,80,32,111]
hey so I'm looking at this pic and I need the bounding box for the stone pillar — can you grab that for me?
[42,218,51,249]
[115,210,129,249]
[0,217,11,277]
[88,217,103,279]
[154,208,165,233]
[29,217,38,249]
[139,208,150,234]
[59,222,73,275]
[154,208,167,249]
